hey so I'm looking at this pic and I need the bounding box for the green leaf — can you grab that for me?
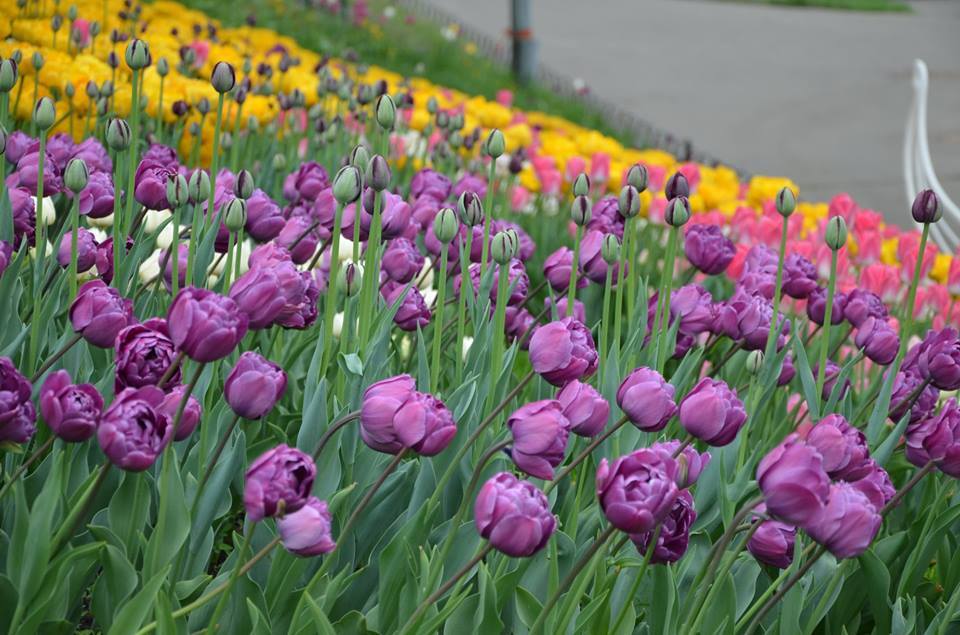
[91,543,138,631]
[109,471,152,558]
[859,549,892,633]
[874,411,911,467]
[143,449,190,580]
[246,597,273,635]
[515,586,543,628]
[107,566,172,635]
[339,352,364,376]
[648,563,677,633]
[0,574,18,635]
[793,336,820,420]
[153,589,177,635]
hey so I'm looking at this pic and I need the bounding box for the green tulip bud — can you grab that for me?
[31,51,44,71]
[0,59,18,92]
[64,81,75,99]
[99,79,113,97]
[156,57,169,77]
[375,94,396,130]
[68,5,78,21]
[211,61,236,93]
[746,350,764,375]
[491,230,514,265]
[51,14,63,32]
[572,173,590,197]
[825,216,848,251]
[220,131,232,150]
[166,173,189,208]
[449,131,462,149]
[124,38,150,70]
[224,198,247,232]
[105,117,130,150]
[338,262,362,297]
[349,143,370,169]
[571,195,592,226]
[665,197,691,227]
[64,158,88,193]
[333,165,363,204]
[775,186,797,217]
[84,80,98,99]
[457,191,484,226]
[484,128,505,158]
[234,169,254,199]
[365,155,391,191]
[188,121,201,137]
[433,207,460,243]
[0,128,6,156]
[196,97,210,116]
[89,21,100,37]
[618,185,640,218]
[435,110,449,129]
[601,233,621,264]
[242,57,252,75]
[32,97,55,131]
[188,169,211,204]
[271,153,286,171]
[426,96,438,114]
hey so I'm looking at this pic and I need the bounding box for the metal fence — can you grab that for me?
[397,0,744,175]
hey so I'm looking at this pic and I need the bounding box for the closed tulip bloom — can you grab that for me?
[225,352,288,419]
[8,187,36,249]
[243,444,316,522]
[849,461,895,510]
[229,265,294,330]
[282,161,330,204]
[843,288,888,328]
[714,289,764,340]
[679,378,747,446]
[814,360,849,401]
[69,280,135,348]
[382,238,424,284]
[747,505,796,569]
[98,386,171,471]
[382,281,431,331]
[455,260,530,306]
[4,131,35,166]
[889,369,939,425]
[629,489,696,564]
[276,216,319,265]
[393,391,457,456]
[134,159,177,210]
[781,254,818,299]
[359,374,417,454]
[159,384,203,441]
[0,357,35,443]
[579,229,621,284]
[757,434,831,527]
[616,367,677,432]
[505,306,537,348]
[56,227,98,272]
[39,370,102,442]
[806,482,881,559]
[854,316,899,365]
[507,400,571,479]
[474,472,556,557]
[911,399,960,477]
[917,328,960,391]
[76,171,115,218]
[669,285,715,336]
[684,224,735,275]
[15,149,62,193]
[802,414,871,481]
[778,353,796,386]
[94,237,133,284]
[529,317,598,386]
[167,287,249,362]
[556,379,610,438]
[542,247,585,293]
[651,440,711,489]
[597,449,680,533]
[244,189,285,241]
[278,496,336,556]
[806,287,847,326]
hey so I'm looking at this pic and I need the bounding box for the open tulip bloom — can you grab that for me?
[0,4,957,634]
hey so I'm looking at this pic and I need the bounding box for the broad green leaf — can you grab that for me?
[859,549,892,633]
[107,566,171,635]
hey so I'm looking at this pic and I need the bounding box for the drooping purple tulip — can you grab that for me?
[650,440,711,489]
[616,367,677,432]
[39,370,103,442]
[806,287,847,326]
[76,171,115,218]
[529,317,598,386]
[629,489,696,564]
[757,434,831,527]
[69,280,135,348]
[843,288,887,328]
[159,384,203,441]
[98,386,171,471]
[167,287,248,362]
[341,189,412,241]
[556,380,609,438]
[849,461,895,510]
[14,149,62,194]
[134,159,178,210]
[806,482,881,559]
[747,505,796,569]
[278,496,336,556]
[474,472,556,557]
[596,449,680,533]
[507,400,571,480]
[282,161,330,204]
[801,414,871,481]
[8,187,36,248]
[224,352,288,419]
[854,316,899,365]
[889,369,939,425]
[909,398,960,477]
[0,357,36,444]
[669,285,715,336]
[543,247,586,293]
[56,227,98,272]
[679,378,747,446]
[917,328,960,391]
[243,444,316,522]
[360,375,456,456]
[244,189,285,241]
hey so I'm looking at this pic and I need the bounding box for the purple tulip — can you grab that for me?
[142,143,179,167]
[5,131,36,165]
[679,378,747,446]
[586,196,624,239]
[410,168,451,201]
[114,318,180,390]
[806,482,881,559]
[410,196,441,231]
[229,260,304,330]
[544,297,586,324]
[669,285,715,336]
[47,133,76,171]
[474,472,556,557]
[69,280,135,348]
[844,288,888,328]
[757,434,830,527]
[889,369,939,425]
[813,360,849,401]
[159,384,203,441]
[616,367,677,432]
[278,496,336,556]
[244,189,285,241]
[14,149,62,193]
[0,357,36,444]
[56,227,98,272]
[505,306,537,348]
[529,317,598,386]
[452,175,487,201]
[596,448,680,533]
[382,238,424,284]
[854,316,899,365]
[277,271,319,331]
[579,229,621,284]
[780,253,818,299]
[802,414,871,481]
[162,244,189,292]
[556,380,610,437]
[393,390,457,456]
[134,159,177,210]
[629,489,696,564]
[71,137,112,175]
[455,260,530,307]
[806,287,847,326]
[359,375,420,455]
[543,247,585,293]
[778,353,796,386]
[684,224,734,275]
[747,505,796,569]
[507,400,571,479]
[382,281,431,332]
[8,187,36,248]
[276,216,319,265]
[343,189,412,241]
[651,440,711,489]
[243,444,316,522]
[0,241,11,277]
[917,328,960,391]
[283,162,330,204]
[849,461,895,510]
[167,287,249,362]
[224,352,288,419]
[76,171,115,218]
[715,290,766,343]
[98,386,171,471]
[909,398,960,477]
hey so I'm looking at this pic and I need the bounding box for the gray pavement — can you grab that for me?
[424,0,960,228]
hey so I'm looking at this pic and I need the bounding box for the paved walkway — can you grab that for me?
[425,0,960,229]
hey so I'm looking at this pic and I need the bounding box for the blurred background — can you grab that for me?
[417,0,960,227]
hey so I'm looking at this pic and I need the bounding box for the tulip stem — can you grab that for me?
[881,460,935,515]
[194,413,241,498]
[764,215,789,356]
[479,159,495,279]
[311,410,361,460]
[306,237,331,271]
[545,415,628,495]
[529,524,617,635]
[566,227,581,316]
[206,92,225,234]
[156,350,185,388]
[320,202,344,377]
[612,230,628,354]
[455,230,474,383]
[400,542,494,635]
[359,190,384,352]
[609,524,661,634]
[743,545,826,635]
[204,523,253,635]
[171,205,181,297]
[0,436,54,502]
[488,260,510,409]
[69,192,79,300]
[430,248,449,391]
[655,225,679,373]
[815,249,839,404]
[112,151,126,288]
[28,127,49,377]
[124,67,140,240]
[31,332,83,383]
[901,223,929,347]
[599,265,613,373]
[49,462,111,558]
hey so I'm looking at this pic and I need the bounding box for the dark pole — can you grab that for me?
[511,0,536,85]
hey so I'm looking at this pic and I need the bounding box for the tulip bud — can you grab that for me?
[188,169,211,204]
[601,233,621,264]
[51,14,63,32]
[270,152,286,171]
[220,131,233,150]
[426,96,438,114]
[99,80,113,97]
[107,51,119,70]
[665,197,691,227]
[776,187,797,217]
[32,51,44,72]
[124,38,150,70]
[64,158,89,194]
[571,195,592,226]
[32,97,55,131]
[365,155,391,191]
[435,110,450,129]
[96,97,108,116]
[618,185,640,218]
[197,97,210,116]
[84,80,98,99]
[338,262,362,297]
[0,59,18,92]
[105,117,131,151]
[10,50,21,65]
[89,21,101,37]
[433,207,460,243]
[0,129,6,156]
[375,94,396,130]
[68,5,78,20]
[234,169,254,199]
[333,165,362,204]
[166,173,188,208]
[484,128,505,158]
[65,82,75,99]
[911,188,941,224]
[457,191,483,226]
[224,198,248,232]
[665,172,689,199]
[627,163,649,192]
[491,231,515,265]
[573,173,590,197]
[211,61,236,93]
[825,216,848,251]
[156,57,169,77]
[746,350,764,375]
[349,143,370,169]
